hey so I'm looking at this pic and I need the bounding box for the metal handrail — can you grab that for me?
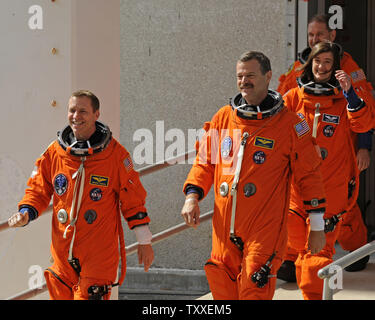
[138,149,196,177]
[318,240,375,300]
[4,149,202,300]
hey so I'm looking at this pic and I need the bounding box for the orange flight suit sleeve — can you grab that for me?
[118,149,150,230]
[277,61,303,96]
[342,52,375,108]
[183,120,216,198]
[289,115,326,214]
[347,100,375,133]
[18,144,55,217]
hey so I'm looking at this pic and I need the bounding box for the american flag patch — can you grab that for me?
[294,119,310,138]
[124,156,133,172]
[351,69,366,83]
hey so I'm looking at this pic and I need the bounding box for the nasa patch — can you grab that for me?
[221,136,232,158]
[253,151,266,164]
[90,188,102,201]
[54,174,68,196]
[323,125,335,137]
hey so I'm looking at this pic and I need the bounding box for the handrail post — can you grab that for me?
[322,278,333,300]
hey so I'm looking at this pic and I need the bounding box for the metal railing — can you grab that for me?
[2,149,206,300]
[318,240,375,300]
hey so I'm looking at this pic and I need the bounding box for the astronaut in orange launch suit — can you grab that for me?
[277,14,375,281]
[283,42,375,299]
[8,90,154,300]
[181,51,327,300]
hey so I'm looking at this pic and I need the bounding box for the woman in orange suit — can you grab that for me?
[181,51,327,300]
[8,90,154,300]
[277,14,374,282]
[283,41,375,300]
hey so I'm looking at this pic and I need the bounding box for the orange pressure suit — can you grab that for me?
[283,81,375,300]
[278,46,375,267]
[18,122,150,300]
[183,90,326,300]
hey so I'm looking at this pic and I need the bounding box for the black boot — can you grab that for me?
[344,254,370,272]
[277,260,297,282]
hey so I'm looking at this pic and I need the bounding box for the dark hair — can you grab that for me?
[299,41,341,82]
[238,51,272,74]
[308,13,333,32]
[71,90,100,112]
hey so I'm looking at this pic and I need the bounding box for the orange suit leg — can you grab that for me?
[283,246,298,262]
[44,268,75,300]
[286,210,308,258]
[295,224,341,300]
[204,258,239,300]
[205,249,282,300]
[277,211,306,282]
[73,277,113,300]
[337,203,367,251]
[238,254,282,300]
[44,266,113,300]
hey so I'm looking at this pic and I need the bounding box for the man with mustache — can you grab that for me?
[181,51,327,300]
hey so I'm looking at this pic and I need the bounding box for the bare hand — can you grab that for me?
[357,148,371,171]
[308,230,326,254]
[138,244,154,272]
[335,70,352,92]
[8,211,29,228]
[181,195,200,228]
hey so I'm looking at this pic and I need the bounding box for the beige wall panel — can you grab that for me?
[0,0,120,299]
[120,0,290,269]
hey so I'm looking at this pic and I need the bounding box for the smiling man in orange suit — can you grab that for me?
[181,51,327,300]
[8,90,154,300]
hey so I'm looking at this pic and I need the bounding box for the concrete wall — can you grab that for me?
[120,0,294,270]
[0,0,120,299]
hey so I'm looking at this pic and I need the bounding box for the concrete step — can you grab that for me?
[119,267,210,300]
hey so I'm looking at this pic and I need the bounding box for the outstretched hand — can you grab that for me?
[8,211,29,227]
